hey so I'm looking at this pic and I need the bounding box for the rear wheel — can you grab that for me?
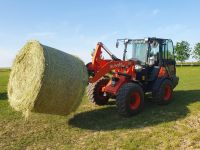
[87,78,109,105]
[153,79,173,105]
[116,82,144,117]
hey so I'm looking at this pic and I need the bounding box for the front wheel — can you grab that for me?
[87,78,109,105]
[116,82,144,117]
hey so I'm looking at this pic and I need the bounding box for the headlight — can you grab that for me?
[135,64,143,72]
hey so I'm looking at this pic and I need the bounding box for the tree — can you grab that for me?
[193,42,200,62]
[174,41,191,62]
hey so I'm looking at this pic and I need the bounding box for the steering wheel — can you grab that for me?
[151,41,158,48]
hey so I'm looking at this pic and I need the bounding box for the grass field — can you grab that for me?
[1,67,200,150]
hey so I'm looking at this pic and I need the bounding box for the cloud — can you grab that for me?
[154,24,188,36]
[151,24,200,45]
[152,9,160,16]
[135,9,160,17]
[27,32,56,39]
[58,31,119,63]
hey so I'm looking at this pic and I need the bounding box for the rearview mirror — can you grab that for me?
[116,41,119,48]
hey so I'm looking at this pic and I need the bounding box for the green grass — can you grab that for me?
[1,67,200,149]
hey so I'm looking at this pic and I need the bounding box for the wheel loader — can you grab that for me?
[86,37,179,117]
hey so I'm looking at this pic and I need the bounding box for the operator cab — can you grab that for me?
[116,37,176,83]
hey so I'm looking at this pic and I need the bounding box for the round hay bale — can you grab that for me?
[8,40,88,116]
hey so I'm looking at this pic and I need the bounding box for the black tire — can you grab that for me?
[153,79,173,105]
[116,82,144,117]
[87,78,109,105]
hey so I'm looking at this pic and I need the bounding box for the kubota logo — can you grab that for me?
[110,63,124,69]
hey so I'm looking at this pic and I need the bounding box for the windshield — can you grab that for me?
[126,41,148,63]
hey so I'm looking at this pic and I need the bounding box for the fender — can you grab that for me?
[130,80,143,89]
[152,77,171,92]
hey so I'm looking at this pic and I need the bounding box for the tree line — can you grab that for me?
[175,41,200,62]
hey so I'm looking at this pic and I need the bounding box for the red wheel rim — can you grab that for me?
[130,92,141,110]
[164,85,171,101]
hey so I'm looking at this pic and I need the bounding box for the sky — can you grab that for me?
[1,0,200,67]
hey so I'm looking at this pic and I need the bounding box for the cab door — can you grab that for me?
[162,40,176,76]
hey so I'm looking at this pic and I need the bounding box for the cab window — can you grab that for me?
[162,40,174,59]
[167,40,174,59]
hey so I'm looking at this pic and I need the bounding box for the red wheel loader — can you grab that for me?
[86,37,179,117]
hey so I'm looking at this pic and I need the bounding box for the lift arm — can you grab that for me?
[89,61,134,83]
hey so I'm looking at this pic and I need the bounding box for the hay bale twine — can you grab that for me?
[8,40,88,116]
